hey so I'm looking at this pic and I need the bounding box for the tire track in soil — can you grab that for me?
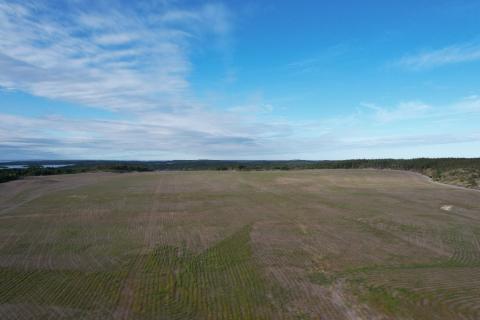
[241,172,384,319]
[112,174,166,320]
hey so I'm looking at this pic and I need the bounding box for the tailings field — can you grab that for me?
[1,170,480,319]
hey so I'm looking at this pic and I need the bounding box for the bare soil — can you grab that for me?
[0,169,479,319]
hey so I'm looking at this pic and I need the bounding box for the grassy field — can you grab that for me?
[0,169,479,319]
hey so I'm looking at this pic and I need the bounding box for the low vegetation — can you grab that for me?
[1,169,479,319]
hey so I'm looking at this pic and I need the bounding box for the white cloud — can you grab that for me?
[361,95,480,126]
[93,33,139,46]
[1,98,479,160]
[0,1,231,111]
[1,1,479,160]
[159,3,231,36]
[229,103,274,115]
[0,110,293,160]
[453,95,480,112]
[396,41,480,70]
[362,101,431,123]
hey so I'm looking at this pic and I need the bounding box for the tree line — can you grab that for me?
[1,158,479,185]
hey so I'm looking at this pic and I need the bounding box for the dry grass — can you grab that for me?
[0,169,479,319]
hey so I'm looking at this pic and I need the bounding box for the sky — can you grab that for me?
[1,0,480,160]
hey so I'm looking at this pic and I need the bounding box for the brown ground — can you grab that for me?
[0,169,479,319]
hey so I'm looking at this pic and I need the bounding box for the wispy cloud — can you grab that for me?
[0,107,295,160]
[2,95,479,160]
[362,101,431,123]
[0,1,230,111]
[0,1,269,159]
[396,41,480,70]
[453,95,480,112]
[361,95,480,124]
[339,133,480,149]
[285,43,350,74]
[1,1,479,160]
[360,95,480,129]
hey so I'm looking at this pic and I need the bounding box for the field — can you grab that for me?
[1,169,480,319]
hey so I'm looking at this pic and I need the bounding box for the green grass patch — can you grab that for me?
[307,271,332,285]
[361,286,401,315]
[0,268,126,310]
[133,225,278,319]
[355,284,429,317]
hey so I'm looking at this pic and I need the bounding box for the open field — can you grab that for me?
[1,169,480,319]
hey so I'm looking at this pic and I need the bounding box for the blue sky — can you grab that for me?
[1,0,480,160]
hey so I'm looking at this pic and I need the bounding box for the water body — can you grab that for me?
[0,164,73,169]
